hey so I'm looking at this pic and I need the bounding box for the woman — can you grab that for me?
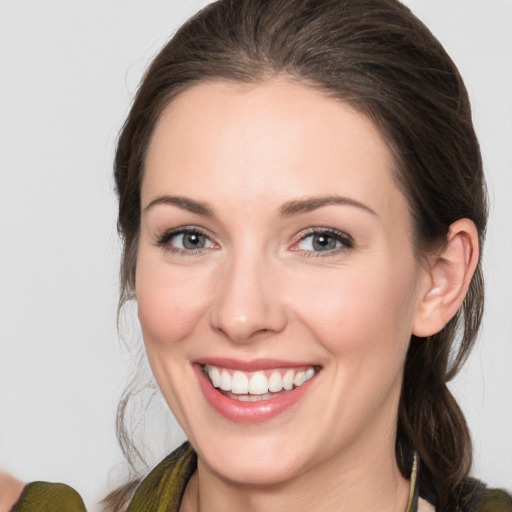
[4,0,512,510]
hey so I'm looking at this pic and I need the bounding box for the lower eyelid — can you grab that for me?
[156,227,212,245]
[294,230,354,249]
[154,227,353,256]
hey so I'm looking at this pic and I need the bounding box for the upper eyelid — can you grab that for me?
[154,225,353,250]
[156,225,215,245]
[300,227,349,236]
[296,227,354,242]
[290,227,354,253]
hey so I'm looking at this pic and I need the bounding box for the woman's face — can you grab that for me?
[136,80,429,485]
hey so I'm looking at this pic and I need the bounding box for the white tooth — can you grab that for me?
[208,366,221,388]
[231,371,249,394]
[220,370,232,391]
[268,371,283,392]
[283,369,294,390]
[248,372,269,394]
[305,367,315,380]
[293,371,306,387]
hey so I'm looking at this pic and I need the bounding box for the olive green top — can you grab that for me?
[11,442,512,511]
[126,442,196,512]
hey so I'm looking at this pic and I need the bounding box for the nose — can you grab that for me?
[209,252,287,343]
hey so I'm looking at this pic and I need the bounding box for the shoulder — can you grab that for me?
[126,442,196,511]
[9,481,86,512]
[102,442,196,512]
[477,488,512,512]
[459,478,512,512]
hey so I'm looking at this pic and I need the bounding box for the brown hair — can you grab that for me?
[108,1,487,510]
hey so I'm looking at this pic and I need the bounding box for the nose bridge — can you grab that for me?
[210,242,286,342]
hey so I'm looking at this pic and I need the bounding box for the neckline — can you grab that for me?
[128,443,424,512]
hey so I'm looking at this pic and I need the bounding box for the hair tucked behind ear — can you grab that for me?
[109,1,487,509]
[396,264,485,510]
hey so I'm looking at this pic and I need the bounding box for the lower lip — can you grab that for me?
[194,364,317,424]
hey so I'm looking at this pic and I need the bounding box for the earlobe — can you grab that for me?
[412,219,480,338]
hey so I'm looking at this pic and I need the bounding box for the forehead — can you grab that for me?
[143,79,409,226]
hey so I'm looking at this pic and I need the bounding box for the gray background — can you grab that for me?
[1,1,511,509]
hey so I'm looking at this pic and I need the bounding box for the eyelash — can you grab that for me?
[155,227,216,255]
[155,226,354,256]
[293,228,354,257]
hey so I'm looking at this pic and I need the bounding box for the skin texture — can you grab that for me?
[135,80,477,512]
[0,473,25,511]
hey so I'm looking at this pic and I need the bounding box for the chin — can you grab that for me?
[191,426,318,486]
[204,449,304,486]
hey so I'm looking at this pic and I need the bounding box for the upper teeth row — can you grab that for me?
[205,366,316,395]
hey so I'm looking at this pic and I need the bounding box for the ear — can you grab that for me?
[412,219,480,337]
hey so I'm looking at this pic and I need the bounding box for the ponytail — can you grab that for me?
[397,267,485,511]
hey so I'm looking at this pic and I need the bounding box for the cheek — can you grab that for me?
[135,255,210,348]
[284,256,419,357]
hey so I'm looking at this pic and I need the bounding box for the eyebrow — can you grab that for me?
[279,196,377,216]
[143,194,377,218]
[143,195,215,216]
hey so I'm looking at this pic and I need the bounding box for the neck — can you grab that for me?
[181,435,410,512]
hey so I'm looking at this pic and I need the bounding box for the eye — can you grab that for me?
[157,227,216,253]
[294,229,353,254]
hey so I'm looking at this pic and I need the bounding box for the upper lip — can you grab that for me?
[194,357,319,372]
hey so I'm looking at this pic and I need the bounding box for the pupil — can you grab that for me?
[312,234,336,251]
[183,233,205,249]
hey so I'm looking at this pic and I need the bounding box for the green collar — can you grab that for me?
[128,442,422,512]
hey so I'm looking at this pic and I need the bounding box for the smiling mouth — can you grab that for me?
[202,364,319,402]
